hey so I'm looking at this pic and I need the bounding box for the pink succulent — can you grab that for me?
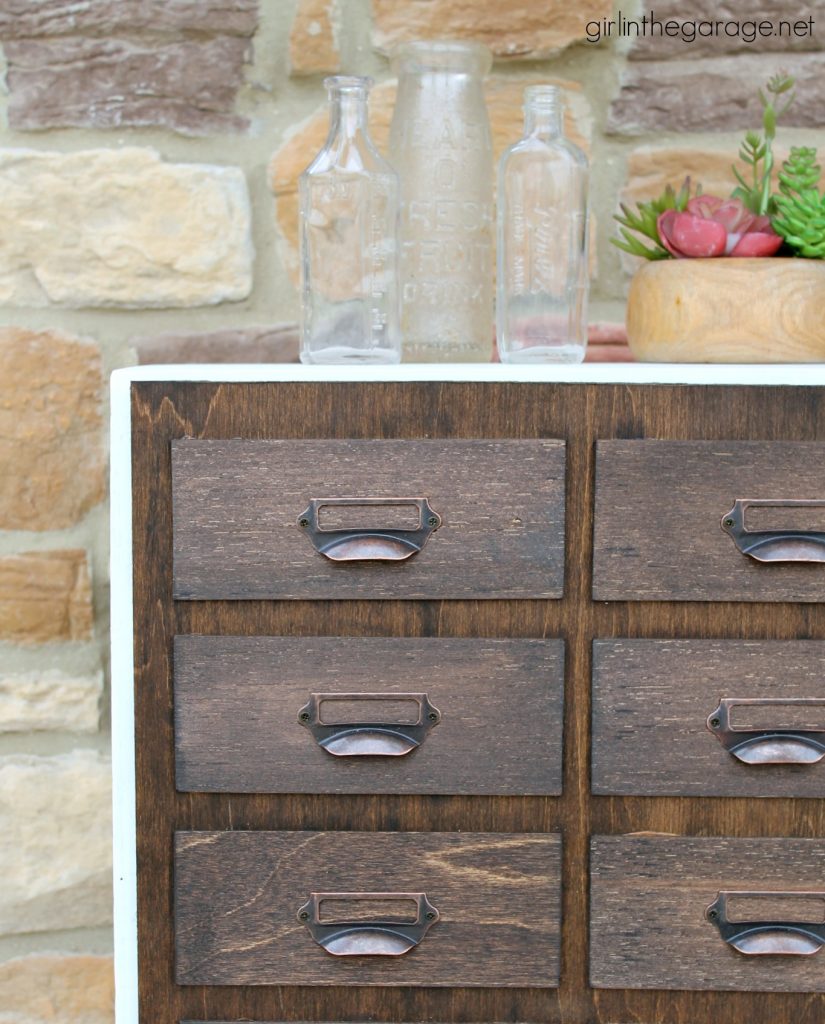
[657,195,783,258]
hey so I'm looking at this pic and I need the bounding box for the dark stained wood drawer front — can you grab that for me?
[174,635,564,795]
[592,639,825,798]
[591,835,825,992]
[175,831,562,987]
[593,441,825,602]
[171,438,565,600]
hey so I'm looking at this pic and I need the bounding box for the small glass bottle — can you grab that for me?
[389,41,494,363]
[497,86,589,363]
[299,76,401,364]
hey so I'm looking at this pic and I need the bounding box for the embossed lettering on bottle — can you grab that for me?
[390,42,494,363]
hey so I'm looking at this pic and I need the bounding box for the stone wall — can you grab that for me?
[0,1,822,1019]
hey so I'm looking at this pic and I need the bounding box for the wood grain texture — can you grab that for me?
[590,835,825,991]
[174,831,561,987]
[593,440,825,602]
[174,636,564,795]
[626,258,825,363]
[171,439,565,599]
[132,380,825,1024]
[592,639,825,797]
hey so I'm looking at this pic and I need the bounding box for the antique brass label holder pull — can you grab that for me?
[707,697,825,765]
[298,497,442,562]
[707,891,825,956]
[297,892,440,956]
[722,499,825,563]
[298,692,441,757]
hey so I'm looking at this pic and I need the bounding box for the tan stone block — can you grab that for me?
[622,147,742,206]
[0,550,93,644]
[0,148,253,308]
[0,954,113,1024]
[0,328,104,530]
[270,76,591,280]
[621,144,803,208]
[372,0,613,58]
[0,752,112,934]
[0,670,102,733]
[290,0,341,76]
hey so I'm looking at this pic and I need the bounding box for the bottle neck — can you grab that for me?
[327,87,369,143]
[524,100,562,140]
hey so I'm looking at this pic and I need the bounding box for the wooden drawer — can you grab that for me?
[593,441,825,602]
[174,635,564,795]
[174,831,561,987]
[590,835,825,992]
[171,438,565,600]
[592,639,825,797]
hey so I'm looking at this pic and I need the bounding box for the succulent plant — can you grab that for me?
[658,196,782,258]
[772,147,825,258]
[612,72,823,260]
[611,178,694,260]
[731,72,795,216]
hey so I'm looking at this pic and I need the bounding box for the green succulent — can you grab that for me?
[611,178,694,260]
[731,72,795,216]
[772,147,825,258]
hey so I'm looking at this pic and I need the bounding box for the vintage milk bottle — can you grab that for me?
[389,42,494,362]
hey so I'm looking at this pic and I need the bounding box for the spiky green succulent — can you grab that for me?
[611,178,695,260]
[772,147,825,258]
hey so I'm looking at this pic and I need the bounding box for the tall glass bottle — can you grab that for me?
[299,76,400,364]
[389,42,494,363]
[497,86,589,363]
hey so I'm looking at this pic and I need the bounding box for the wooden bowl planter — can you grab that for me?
[626,258,825,362]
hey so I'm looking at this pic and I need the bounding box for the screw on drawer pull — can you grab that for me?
[297,497,441,562]
[298,692,441,756]
[706,891,825,956]
[707,698,825,765]
[721,499,825,563]
[297,892,439,956]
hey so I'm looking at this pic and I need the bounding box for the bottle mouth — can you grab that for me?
[324,74,373,94]
[390,40,493,75]
[523,85,561,106]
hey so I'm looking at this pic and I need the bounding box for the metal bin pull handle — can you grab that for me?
[298,892,439,956]
[707,891,825,956]
[722,499,825,563]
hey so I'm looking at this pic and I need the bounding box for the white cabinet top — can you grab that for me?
[113,363,825,387]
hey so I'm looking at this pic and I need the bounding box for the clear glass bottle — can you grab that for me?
[389,41,494,363]
[299,76,400,364]
[497,86,589,363]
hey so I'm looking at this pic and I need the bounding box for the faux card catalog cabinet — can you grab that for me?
[115,368,825,1024]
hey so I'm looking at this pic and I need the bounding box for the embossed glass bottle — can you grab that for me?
[497,86,589,363]
[299,76,400,364]
[389,42,494,362]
